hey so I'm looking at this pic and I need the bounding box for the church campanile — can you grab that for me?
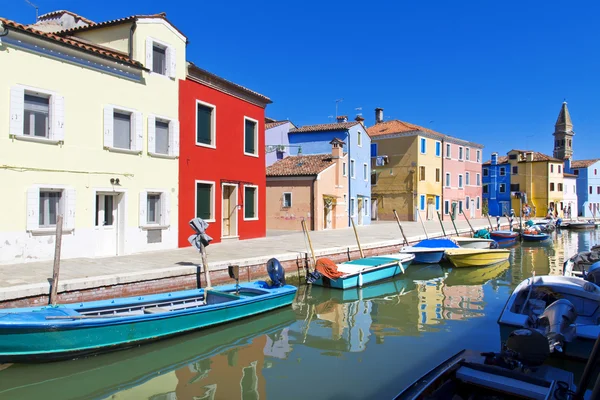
[553,102,575,160]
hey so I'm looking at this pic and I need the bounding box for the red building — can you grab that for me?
[178,63,271,246]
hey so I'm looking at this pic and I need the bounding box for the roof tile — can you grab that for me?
[266,154,337,177]
[571,159,600,168]
[290,122,359,134]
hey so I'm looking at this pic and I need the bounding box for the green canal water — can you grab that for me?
[1,230,600,400]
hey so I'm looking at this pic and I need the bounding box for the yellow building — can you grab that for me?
[0,11,187,263]
[506,150,565,218]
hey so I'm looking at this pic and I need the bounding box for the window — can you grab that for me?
[445,173,451,187]
[598,187,600,195]
[39,191,62,227]
[446,143,451,158]
[363,163,368,181]
[195,181,215,221]
[466,148,470,161]
[476,173,481,186]
[420,195,425,211]
[371,171,378,185]
[458,174,463,188]
[550,183,555,191]
[557,183,563,191]
[510,183,520,191]
[499,167,506,176]
[508,154,517,160]
[574,170,579,175]
[147,193,161,224]
[476,150,481,163]
[483,184,489,194]
[444,200,449,215]
[350,160,355,178]
[113,111,132,150]
[364,198,369,214]
[420,138,426,154]
[476,197,480,209]
[466,196,470,209]
[26,186,75,232]
[499,183,506,193]
[459,201,463,214]
[343,162,347,176]
[436,168,440,182]
[10,86,64,142]
[141,191,170,227]
[512,166,518,174]
[357,131,362,147]
[419,166,426,181]
[595,169,598,175]
[196,100,216,147]
[458,147,464,160]
[103,105,142,152]
[283,192,292,208]
[483,168,489,177]
[435,141,441,157]
[550,165,554,173]
[244,186,258,220]
[244,117,258,156]
[591,186,593,194]
[465,172,470,185]
[148,115,180,157]
[558,165,562,174]
[350,198,355,216]
[146,38,176,78]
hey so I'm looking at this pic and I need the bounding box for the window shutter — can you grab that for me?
[162,191,171,226]
[10,86,25,136]
[133,111,143,152]
[166,46,176,79]
[169,120,180,157]
[65,188,76,230]
[26,187,40,231]
[145,38,153,70]
[147,115,156,154]
[103,106,114,148]
[139,191,147,226]
[50,95,65,142]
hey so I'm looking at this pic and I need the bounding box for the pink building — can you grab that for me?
[442,138,484,219]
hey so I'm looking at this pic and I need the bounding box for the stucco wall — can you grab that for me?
[416,136,442,220]
[265,122,292,167]
[563,176,578,218]
[482,162,511,217]
[74,23,132,54]
[581,162,600,217]
[266,179,313,230]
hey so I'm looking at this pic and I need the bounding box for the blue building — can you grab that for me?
[482,152,512,216]
[288,116,371,226]
[565,158,600,217]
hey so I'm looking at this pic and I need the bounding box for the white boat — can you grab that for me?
[453,237,495,249]
[498,274,600,361]
[563,245,600,278]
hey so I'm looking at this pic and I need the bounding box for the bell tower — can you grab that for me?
[553,101,575,160]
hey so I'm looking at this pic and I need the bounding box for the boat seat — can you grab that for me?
[143,307,169,314]
[455,366,549,399]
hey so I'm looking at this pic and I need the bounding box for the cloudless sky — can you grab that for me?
[4,0,600,161]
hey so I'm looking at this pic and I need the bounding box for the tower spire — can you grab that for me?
[553,101,575,160]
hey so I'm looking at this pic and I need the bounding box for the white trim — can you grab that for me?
[148,113,178,157]
[243,184,259,221]
[363,163,368,181]
[221,183,239,238]
[195,180,216,223]
[146,36,173,77]
[140,189,170,229]
[27,184,76,234]
[136,18,187,42]
[243,116,259,158]
[13,136,61,145]
[458,174,464,189]
[195,99,217,149]
[282,192,292,208]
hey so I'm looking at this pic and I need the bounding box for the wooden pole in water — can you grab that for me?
[416,207,429,239]
[393,209,409,246]
[50,215,63,306]
[486,214,494,231]
[301,219,317,266]
[199,241,212,289]
[449,209,460,236]
[437,211,447,237]
[461,210,476,236]
[350,217,365,258]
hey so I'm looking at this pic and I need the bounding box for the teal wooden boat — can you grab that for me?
[0,260,297,363]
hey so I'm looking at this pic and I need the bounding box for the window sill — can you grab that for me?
[29,228,74,236]
[244,152,260,158]
[243,217,259,221]
[106,147,142,155]
[140,224,170,230]
[12,135,62,145]
[149,152,178,159]
[196,142,216,149]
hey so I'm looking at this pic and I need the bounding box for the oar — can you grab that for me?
[416,208,429,239]
[436,211,448,237]
[301,219,317,267]
[393,209,409,246]
[350,217,365,258]
[460,210,475,236]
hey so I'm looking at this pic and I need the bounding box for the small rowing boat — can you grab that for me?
[444,248,511,268]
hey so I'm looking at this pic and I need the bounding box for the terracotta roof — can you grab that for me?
[571,159,600,169]
[37,10,95,25]
[266,121,290,130]
[367,120,443,138]
[56,12,187,39]
[0,17,144,69]
[266,154,336,177]
[563,173,578,178]
[290,122,359,134]
[524,152,562,162]
[483,156,509,165]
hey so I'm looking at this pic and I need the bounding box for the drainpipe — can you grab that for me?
[441,139,445,220]
[312,176,317,231]
[128,20,137,59]
[347,130,352,227]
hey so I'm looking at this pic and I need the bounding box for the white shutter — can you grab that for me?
[162,191,171,226]
[103,106,114,148]
[64,188,76,230]
[10,86,25,137]
[147,115,156,154]
[146,38,153,71]
[133,111,143,152]
[169,120,179,157]
[139,191,147,227]
[166,46,176,79]
[26,187,40,231]
[51,95,65,142]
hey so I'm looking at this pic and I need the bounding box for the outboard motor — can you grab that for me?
[584,261,600,284]
[537,299,577,353]
[266,258,286,287]
[485,328,549,371]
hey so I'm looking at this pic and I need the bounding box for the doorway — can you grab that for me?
[371,198,378,221]
[470,199,475,218]
[426,196,435,220]
[324,201,332,230]
[357,197,364,225]
[222,184,238,238]
[95,192,123,257]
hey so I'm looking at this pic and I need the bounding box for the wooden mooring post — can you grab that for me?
[49,215,63,306]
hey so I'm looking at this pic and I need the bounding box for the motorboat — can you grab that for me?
[452,237,496,249]
[444,248,511,268]
[563,245,600,278]
[400,238,459,264]
[489,230,519,246]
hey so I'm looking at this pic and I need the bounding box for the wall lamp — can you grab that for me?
[110,178,121,186]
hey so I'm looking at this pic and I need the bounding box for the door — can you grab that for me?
[222,184,238,238]
[470,199,475,218]
[426,197,434,220]
[371,198,378,221]
[357,198,363,225]
[324,203,332,229]
[95,193,120,256]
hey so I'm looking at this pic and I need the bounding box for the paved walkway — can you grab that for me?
[0,217,501,301]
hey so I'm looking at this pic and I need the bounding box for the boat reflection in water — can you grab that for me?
[0,308,296,400]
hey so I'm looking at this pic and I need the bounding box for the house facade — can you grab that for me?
[288,117,371,226]
[265,120,296,166]
[266,139,348,230]
[565,159,600,217]
[563,173,579,219]
[0,12,186,264]
[482,153,512,217]
[178,64,271,246]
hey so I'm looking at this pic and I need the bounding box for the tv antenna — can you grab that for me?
[24,0,39,22]
[335,98,344,118]
[355,107,363,116]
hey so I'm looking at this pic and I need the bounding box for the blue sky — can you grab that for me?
[5,0,600,161]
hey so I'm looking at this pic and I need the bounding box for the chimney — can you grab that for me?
[375,108,383,124]
[491,152,498,165]
[355,115,365,124]
[330,138,345,187]
[336,115,348,123]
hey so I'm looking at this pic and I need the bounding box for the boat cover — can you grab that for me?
[414,238,459,249]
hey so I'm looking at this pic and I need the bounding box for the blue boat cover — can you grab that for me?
[414,239,459,249]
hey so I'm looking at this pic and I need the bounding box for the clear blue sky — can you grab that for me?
[5,0,600,161]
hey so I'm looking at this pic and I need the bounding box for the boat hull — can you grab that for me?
[444,249,510,268]
[521,233,551,242]
[0,282,297,363]
[413,251,445,264]
[453,238,494,249]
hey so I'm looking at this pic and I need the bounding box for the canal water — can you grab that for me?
[1,230,600,400]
